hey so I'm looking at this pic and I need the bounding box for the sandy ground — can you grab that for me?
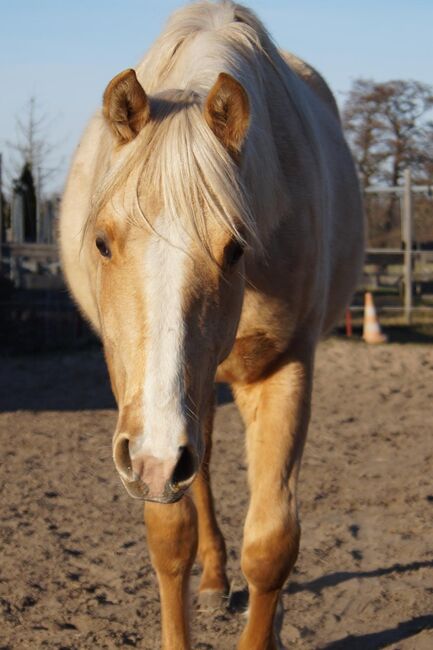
[0,337,432,649]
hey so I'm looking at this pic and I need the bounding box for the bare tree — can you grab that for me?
[5,97,63,200]
[343,79,433,187]
[342,79,389,188]
[343,79,433,242]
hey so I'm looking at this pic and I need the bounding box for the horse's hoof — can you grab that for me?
[198,589,228,612]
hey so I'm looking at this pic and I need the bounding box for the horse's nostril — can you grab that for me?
[114,436,134,481]
[171,446,197,488]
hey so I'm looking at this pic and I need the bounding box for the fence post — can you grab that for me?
[402,168,413,324]
[0,152,3,267]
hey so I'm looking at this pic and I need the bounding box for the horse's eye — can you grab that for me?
[224,239,244,269]
[95,237,111,258]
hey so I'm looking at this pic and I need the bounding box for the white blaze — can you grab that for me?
[133,216,189,461]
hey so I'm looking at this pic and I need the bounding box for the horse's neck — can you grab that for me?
[242,61,316,242]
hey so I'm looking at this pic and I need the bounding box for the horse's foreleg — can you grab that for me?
[193,391,229,608]
[144,497,197,650]
[233,345,314,650]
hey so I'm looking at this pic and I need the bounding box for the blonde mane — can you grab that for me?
[85,0,321,253]
[87,90,255,256]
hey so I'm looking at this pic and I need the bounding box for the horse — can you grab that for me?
[59,1,364,647]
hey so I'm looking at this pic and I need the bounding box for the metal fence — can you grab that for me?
[360,169,433,323]
[0,242,92,352]
[1,167,433,350]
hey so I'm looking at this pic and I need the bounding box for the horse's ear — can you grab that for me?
[103,69,150,145]
[204,73,250,161]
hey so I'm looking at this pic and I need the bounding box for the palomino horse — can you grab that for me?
[60,1,364,647]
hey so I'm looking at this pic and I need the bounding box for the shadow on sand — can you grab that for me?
[286,559,433,595]
[285,559,433,649]
[0,343,234,412]
[216,560,433,648]
[334,324,433,345]
[320,615,433,649]
[0,346,115,412]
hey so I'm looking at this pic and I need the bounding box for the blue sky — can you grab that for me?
[1,0,432,192]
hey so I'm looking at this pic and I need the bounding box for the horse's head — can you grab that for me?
[90,69,252,502]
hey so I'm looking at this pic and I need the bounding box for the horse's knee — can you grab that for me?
[241,514,300,593]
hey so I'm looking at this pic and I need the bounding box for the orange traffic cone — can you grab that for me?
[363,292,387,344]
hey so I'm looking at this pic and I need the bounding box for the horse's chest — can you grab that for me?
[216,332,281,384]
[216,285,295,384]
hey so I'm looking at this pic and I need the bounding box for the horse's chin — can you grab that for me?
[119,477,188,503]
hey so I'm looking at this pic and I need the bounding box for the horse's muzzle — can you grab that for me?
[113,436,198,502]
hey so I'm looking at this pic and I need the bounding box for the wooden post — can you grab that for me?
[402,169,413,324]
[0,152,3,267]
[36,165,42,243]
